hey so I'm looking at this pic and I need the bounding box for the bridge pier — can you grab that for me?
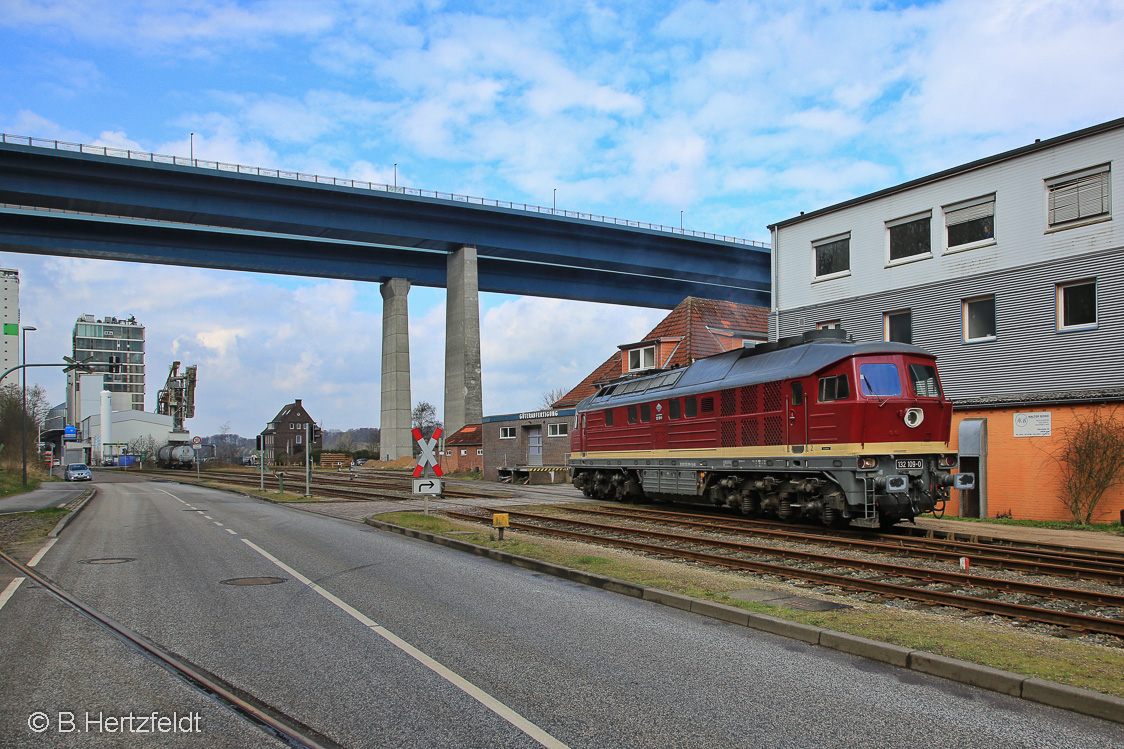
[379,278,412,460]
[444,246,483,437]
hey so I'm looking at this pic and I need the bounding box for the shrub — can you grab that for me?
[1054,407,1124,524]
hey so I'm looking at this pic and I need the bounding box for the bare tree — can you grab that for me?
[411,401,442,438]
[1054,407,1124,524]
[0,383,49,470]
[540,387,570,409]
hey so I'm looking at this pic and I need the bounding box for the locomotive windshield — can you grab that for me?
[859,363,903,397]
[909,364,942,397]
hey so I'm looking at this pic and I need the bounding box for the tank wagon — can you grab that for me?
[569,329,974,529]
[156,443,195,469]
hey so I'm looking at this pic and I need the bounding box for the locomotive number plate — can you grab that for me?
[895,459,924,471]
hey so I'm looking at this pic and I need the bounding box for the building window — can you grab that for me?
[477,449,483,456]
[460,449,468,456]
[816,320,840,330]
[945,196,995,250]
[1048,166,1110,227]
[295,434,302,444]
[813,234,850,279]
[887,213,931,262]
[627,346,655,371]
[963,296,996,342]
[1057,279,1097,331]
[884,310,912,344]
[500,427,516,439]
[548,422,569,437]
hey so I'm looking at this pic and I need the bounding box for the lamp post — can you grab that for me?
[21,325,37,486]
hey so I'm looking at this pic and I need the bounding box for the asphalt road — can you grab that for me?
[0,478,90,515]
[2,476,1123,748]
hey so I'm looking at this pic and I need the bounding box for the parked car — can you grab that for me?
[65,463,92,482]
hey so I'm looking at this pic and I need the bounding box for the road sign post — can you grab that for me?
[192,435,201,479]
[412,427,444,515]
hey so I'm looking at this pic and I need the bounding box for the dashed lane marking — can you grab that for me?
[214,522,224,527]
[241,539,570,749]
[0,577,25,614]
[28,538,57,567]
[204,516,213,520]
[225,529,237,535]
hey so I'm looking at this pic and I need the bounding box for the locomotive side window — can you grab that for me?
[628,406,638,423]
[909,364,942,397]
[791,382,804,405]
[685,397,698,417]
[669,399,681,419]
[818,375,849,402]
[859,363,903,397]
[640,403,651,422]
[605,409,614,426]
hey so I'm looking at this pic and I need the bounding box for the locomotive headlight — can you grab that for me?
[938,454,958,468]
[858,457,877,469]
[903,408,924,428]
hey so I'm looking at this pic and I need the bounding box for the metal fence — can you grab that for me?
[1,133,769,249]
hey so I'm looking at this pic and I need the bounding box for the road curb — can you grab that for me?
[48,486,96,537]
[364,516,1124,726]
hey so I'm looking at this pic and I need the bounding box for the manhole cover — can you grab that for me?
[221,577,287,586]
[79,558,136,565]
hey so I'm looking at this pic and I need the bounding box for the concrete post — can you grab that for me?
[99,389,111,465]
[444,246,483,438]
[380,278,413,460]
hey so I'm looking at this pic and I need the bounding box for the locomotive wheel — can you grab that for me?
[777,498,794,521]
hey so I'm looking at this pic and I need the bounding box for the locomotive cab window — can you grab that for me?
[859,363,903,397]
[909,364,941,397]
[818,375,849,402]
[685,397,698,418]
[669,399,681,419]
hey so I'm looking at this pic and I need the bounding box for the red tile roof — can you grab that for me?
[444,424,482,446]
[553,297,768,408]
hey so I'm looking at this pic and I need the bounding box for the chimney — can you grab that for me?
[295,399,302,406]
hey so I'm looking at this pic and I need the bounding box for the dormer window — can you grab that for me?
[627,346,655,372]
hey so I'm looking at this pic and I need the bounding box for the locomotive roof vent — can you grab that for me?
[744,328,851,358]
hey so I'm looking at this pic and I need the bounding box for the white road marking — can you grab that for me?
[225,529,237,535]
[204,515,213,520]
[28,538,57,567]
[241,539,570,749]
[214,522,223,527]
[0,577,25,613]
[56,501,69,508]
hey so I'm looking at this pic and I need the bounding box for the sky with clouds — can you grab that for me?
[1,0,1122,438]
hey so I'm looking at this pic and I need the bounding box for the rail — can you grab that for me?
[1,133,770,249]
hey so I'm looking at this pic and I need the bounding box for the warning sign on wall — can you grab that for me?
[1013,412,1051,438]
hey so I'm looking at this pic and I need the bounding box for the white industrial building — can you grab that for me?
[1,267,19,375]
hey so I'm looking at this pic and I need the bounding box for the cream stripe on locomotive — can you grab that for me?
[570,440,954,462]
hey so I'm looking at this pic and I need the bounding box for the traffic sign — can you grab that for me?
[64,425,77,440]
[412,478,443,495]
[412,427,444,478]
[192,436,202,445]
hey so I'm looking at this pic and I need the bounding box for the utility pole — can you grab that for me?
[305,423,311,497]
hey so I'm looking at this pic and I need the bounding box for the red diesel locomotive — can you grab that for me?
[568,329,974,529]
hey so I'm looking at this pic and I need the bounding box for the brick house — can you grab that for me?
[480,297,768,484]
[261,399,322,466]
[439,424,483,474]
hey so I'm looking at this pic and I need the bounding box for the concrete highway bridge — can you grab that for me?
[0,135,770,457]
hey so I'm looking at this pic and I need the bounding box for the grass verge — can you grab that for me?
[0,470,42,498]
[931,514,1123,535]
[0,507,69,554]
[379,511,1124,699]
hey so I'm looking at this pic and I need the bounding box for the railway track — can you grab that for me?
[445,506,1124,639]
[562,505,1124,584]
[142,468,510,502]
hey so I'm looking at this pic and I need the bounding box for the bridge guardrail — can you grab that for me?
[2,133,769,249]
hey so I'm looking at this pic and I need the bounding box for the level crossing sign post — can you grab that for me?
[412,427,443,515]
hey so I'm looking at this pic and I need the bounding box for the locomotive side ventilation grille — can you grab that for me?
[764,415,783,445]
[701,397,715,413]
[720,390,737,417]
[720,420,737,448]
[739,385,759,413]
[741,420,759,446]
[763,382,782,412]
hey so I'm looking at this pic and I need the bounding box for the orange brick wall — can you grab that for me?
[949,403,1124,523]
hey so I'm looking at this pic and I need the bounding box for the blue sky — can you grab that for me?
[1,0,1122,437]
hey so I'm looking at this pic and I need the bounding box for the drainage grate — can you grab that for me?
[221,577,287,586]
[79,558,136,565]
